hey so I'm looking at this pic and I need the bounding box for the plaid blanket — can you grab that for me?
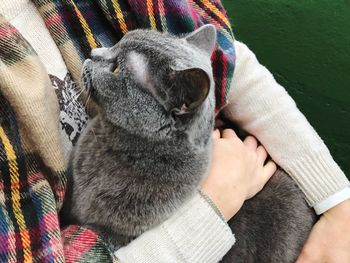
[0,0,235,261]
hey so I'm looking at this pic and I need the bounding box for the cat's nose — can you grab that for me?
[91,47,110,59]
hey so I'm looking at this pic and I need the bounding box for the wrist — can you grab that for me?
[198,189,226,222]
[200,187,244,221]
[324,199,350,220]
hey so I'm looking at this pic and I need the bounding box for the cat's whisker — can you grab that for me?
[74,87,86,100]
[82,87,91,106]
[90,126,98,143]
[64,88,87,111]
[83,91,93,116]
[75,87,85,96]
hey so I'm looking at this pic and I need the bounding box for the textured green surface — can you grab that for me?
[223,0,350,178]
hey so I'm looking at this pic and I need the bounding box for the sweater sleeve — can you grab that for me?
[223,40,350,209]
[114,193,235,263]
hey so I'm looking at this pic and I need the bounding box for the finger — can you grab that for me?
[243,136,258,151]
[222,129,238,139]
[212,129,221,139]
[262,161,277,181]
[256,145,268,164]
[295,250,319,263]
[295,256,311,263]
[296,243,323,263]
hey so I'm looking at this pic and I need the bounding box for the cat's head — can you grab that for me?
[82,25,216,139]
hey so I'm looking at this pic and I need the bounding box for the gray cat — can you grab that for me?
[63,25,316,262]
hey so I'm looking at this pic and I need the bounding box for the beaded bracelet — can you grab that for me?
[198,189,226,222]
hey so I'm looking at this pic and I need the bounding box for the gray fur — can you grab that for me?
[63,25,316,261]
[223,169,316,262]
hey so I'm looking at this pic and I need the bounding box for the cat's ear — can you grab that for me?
[170,68,210,116]
[185,24,217,56]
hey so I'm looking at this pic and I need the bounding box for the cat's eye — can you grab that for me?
[113,66,121,74]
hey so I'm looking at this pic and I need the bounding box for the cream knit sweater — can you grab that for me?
[1,1,349,262]
[225,41,350,214]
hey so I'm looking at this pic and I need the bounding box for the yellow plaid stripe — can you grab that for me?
[0,127,33,263]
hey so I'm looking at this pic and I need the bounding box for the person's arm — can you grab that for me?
[223,40,350,211]
[62,197,234,263]
[296,198,350,263]
[114,193,234,263]
[223,40,350,263]
[115,129,275,263]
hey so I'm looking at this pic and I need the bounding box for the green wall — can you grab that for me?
[222,0,350,178]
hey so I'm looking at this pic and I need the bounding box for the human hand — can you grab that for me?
[296,199,350,263]
[201,129,277,221]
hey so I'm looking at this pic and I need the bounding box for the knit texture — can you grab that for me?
[0,1,235,262]
[115,194,235,263]
[224,41,350,208]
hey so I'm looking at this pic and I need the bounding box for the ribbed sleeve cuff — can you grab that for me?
[115,193,235,263]
[284,151,350,208]
[163,193,235,262]
[313,187,350,214]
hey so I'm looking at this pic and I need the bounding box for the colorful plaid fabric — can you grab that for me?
[33,0,235,108]
[0,0,235,262]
